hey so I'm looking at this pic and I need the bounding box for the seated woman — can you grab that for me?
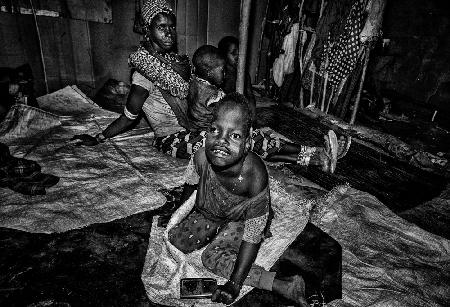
[73,0,200,152]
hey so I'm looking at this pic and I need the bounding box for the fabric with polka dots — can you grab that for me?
[325,0,366,86]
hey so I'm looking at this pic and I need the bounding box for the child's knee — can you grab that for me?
[201,244,237,279]
[168,227,190,253]
[201,245,217,271]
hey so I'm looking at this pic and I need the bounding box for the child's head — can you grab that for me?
[218,36,239,68]
[205,92,252,168]
[192,45,225,87]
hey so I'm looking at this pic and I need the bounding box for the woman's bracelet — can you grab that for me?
[95,132,107,143]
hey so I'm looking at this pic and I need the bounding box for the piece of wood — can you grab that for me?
[325,87,334,113]
[3,0,112,23]
[196,0,208,48]
[350,46,370,124]
[321,72,328,111]
[185,0,199,57]
[255,0,270,82]
[66,0,113,23]
[336,48,365,119]
[69,19,95,89]
[236,0,252,94]
[175,0,187,55]
[309,69,315,107]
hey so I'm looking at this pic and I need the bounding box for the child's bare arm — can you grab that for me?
[212,241,260,304]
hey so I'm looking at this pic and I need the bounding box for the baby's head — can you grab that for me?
[218,36,239,68]
[205,92,252,168]
[192,45,225,87]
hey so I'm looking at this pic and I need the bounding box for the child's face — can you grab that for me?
[206,59,225,87]
[205,104,249,168]
[225,43,239,67]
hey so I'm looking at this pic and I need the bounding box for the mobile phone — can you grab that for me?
[180,278,217,299]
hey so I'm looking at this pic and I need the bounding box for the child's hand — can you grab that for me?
[211,280,241,304]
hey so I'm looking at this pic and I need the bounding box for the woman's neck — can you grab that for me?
[143,40,171,55]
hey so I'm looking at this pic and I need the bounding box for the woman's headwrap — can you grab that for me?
[141,0,173,26]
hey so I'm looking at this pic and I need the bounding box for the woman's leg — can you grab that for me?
[153,130,206,160]
[250,128,327,164]
[251,128,349,173]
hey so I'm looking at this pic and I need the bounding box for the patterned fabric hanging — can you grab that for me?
[324,0,366,86]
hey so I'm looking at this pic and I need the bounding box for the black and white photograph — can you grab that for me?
[0,0,449,306]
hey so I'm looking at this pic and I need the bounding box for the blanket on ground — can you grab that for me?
[142,180,449,307]
[311,186,450,307]
[0,86,186,233]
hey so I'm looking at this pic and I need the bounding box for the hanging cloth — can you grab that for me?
[273,23,300,87]
[133,0,146,34]
[360,0,386,43]
[324,0,366,86]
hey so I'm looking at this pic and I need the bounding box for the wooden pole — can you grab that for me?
[309,70,315,107]
[236,0,252,94]
[350,46,370,124]
[255,0,269,82]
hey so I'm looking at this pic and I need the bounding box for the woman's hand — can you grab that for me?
[71,134,99,146]
[211,280,241,304]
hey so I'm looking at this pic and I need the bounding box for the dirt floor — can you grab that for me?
[1,101,448,306]
[0,187,341,307]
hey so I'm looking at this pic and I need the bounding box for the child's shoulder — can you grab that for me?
[244,152,269,196]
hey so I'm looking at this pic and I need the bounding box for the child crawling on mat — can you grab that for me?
[187,44,350,173]
[168,93,308,306]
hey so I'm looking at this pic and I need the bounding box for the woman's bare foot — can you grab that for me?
[272,275,309,306]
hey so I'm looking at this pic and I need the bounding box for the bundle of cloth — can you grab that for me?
[0,142,59,195]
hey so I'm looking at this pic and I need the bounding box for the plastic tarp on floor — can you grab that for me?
[310,186,449,307]
[0,86,187,233]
